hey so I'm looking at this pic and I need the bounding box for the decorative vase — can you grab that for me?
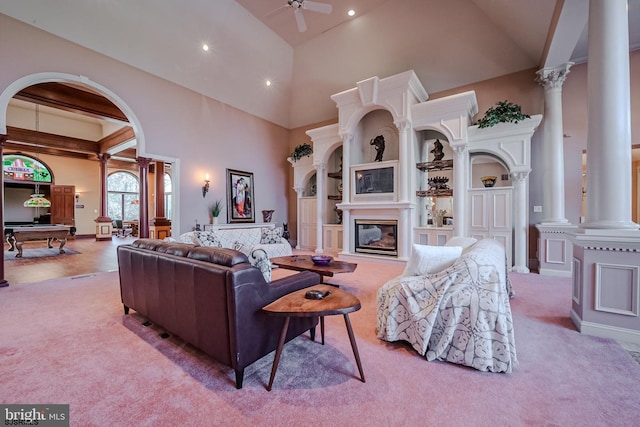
[213,216,220,225]
[262,210,275,223]
[433,211,445,228]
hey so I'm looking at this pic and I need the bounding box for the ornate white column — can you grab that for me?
[314,162,326,253]
[536,63,572,224]
[452,145,468,237]
[338,133,353,254]
[568,0,640,345]
[582,0,637,231]
[294,187,304,250]
[395,119,412,202]
[512,171,529,273]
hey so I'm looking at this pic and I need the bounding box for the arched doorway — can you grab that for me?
[0,72,152,286]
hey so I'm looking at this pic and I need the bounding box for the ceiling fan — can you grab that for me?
[270,1,333,33]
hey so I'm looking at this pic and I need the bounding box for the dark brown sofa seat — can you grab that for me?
[117,239,320,388]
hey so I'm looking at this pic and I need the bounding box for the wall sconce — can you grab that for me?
[202,174,210,198]
[75,192,80,203]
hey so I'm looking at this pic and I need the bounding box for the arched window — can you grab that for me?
[108,171,139,221]
[164,172,172,220]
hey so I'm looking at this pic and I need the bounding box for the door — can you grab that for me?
[299,197,317,250]
[50,185,75,226]
[468,188,512,267]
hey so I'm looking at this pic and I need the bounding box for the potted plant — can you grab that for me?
[289,142,313,162]
[210,199,223,224]
[475,100,530,128]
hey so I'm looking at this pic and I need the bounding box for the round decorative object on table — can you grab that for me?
[480,176,497,188]
[311,255,333,266]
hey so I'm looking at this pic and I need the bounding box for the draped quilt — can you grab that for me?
[376,239,517,373]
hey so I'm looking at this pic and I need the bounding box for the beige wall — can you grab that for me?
[0,14,291,235]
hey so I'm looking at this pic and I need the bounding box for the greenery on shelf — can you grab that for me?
[476,100,530,128]
[210,199,223,217]
[289,143,313,162]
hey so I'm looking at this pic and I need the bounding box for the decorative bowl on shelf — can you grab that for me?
[311,255,333,266]
[480,176,497,188]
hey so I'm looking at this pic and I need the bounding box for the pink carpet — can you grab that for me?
[1,260,639,426]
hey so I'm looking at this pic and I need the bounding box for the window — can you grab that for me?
[164,172,172,220]
[107,171,139,221]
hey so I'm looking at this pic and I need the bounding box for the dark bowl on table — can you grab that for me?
[311,255,333,266]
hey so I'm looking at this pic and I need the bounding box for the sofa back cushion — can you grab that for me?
[403,244,463,276]
[187,246,249,266]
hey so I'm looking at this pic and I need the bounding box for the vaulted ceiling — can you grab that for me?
[2,0,640,160]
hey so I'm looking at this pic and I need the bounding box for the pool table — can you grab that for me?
[5,225,73,258]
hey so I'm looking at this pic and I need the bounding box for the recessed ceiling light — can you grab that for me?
[347,9,356,17]
[265,79,272,87]
[202,43,209,52]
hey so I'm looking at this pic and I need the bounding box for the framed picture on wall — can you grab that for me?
[226,169,255,223]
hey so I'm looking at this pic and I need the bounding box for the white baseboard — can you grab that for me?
[571,309,640,345]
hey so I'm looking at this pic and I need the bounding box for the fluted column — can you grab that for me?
[339,133,353,254]
[536,63,572,224]
[582,0,637,231]
[294,187,304,249]
[137,157,152,238]
[151,161,170,226]
[452,145,468,237]
[512,171,529,273]
[96,153,111,222]
[314,162,326,253]
[395,119,412,202]
[0,134,9,287]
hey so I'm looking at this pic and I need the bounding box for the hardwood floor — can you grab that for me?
[3,236,136,285]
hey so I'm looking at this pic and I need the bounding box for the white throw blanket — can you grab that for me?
[376,239,517,373]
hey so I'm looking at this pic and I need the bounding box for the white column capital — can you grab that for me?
[511,171,529,183]
[294,187,305,197]
[452,145,467,157]
[313,162,326,172]
[339,132,353,145]
[394,119,412,132]
[536,63,574,89]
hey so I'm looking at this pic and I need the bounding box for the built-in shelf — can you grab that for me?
[327,172,342,179]
[416,159,453,172]
[417,189,453,197]
[328,195,342,200]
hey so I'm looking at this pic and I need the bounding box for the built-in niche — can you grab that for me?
[351,109,398,165]
[303,173,317,197]
[417,131,454,226]
[470,154,510,188]
[326,146,343,224]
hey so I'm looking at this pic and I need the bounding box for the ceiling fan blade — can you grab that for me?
[265,4,289,18]
[302,1,332,14]
[294,9,307,32]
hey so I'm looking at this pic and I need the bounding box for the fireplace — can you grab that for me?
[354,219,398,257]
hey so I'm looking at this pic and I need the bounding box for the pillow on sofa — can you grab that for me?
[250,248,271,282]
[233,241,271,282]
[260,227,283,244]
[403,244,463,276]
[194,231,223,247]
[444,236,477,251]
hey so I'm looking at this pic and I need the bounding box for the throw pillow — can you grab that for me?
[260,227,283,244]
[402,244,463,276]
[444,236,478,251]
[250,248,272,282]
[194,231,222,247]
[232,240,253,257]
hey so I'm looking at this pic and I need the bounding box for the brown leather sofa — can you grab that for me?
[117,239,320,388]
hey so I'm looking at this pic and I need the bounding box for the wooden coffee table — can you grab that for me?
[270,255,357,284]
[262,284,365,391]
